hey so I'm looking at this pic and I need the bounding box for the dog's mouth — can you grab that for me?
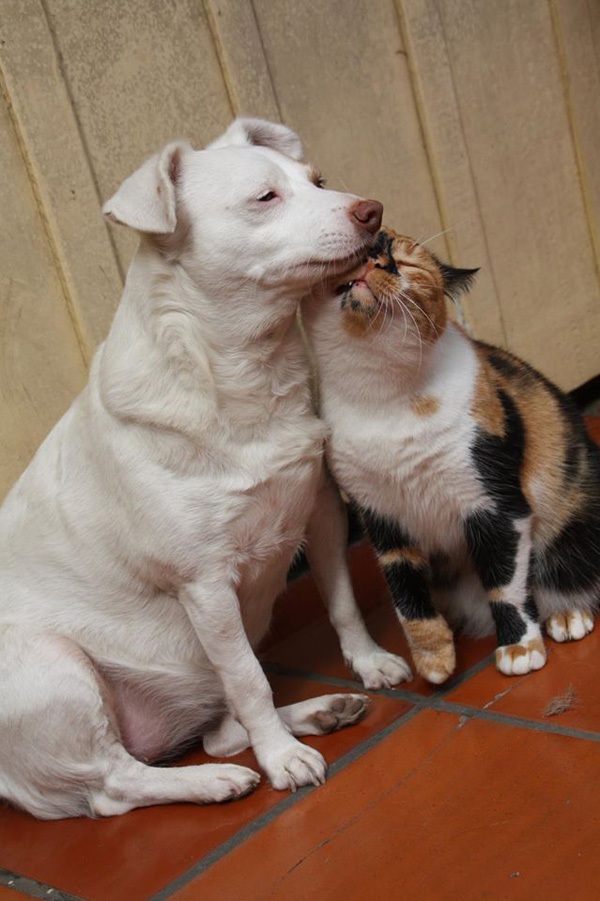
[294,244,372,277]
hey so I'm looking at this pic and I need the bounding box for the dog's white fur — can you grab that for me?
[0,118,410,820]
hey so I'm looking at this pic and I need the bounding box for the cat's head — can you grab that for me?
[334,227,478,343]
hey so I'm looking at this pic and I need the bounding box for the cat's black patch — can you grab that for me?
[471,388,530,518]
[486,350,535,384]
[464,510,520,590]
[436,261,479,299]
[384,560,438,620]
[523,592,539,622]
[532,507,600,593]
[489,601,528,646]
[368,231,398,274]
[360,507,437,619]
[361,508,412,553]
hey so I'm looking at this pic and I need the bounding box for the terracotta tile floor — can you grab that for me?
[1,418,599,901]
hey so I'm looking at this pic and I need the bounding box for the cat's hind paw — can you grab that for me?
[546,610,594,643]
[495,637,547,676]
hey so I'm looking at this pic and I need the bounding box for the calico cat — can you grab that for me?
[303,228,600,684]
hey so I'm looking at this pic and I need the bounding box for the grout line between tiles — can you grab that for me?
[263,650,496,701]
[149,699,429,901]
[151,649,498,900]
[264,656,600,742]
[429,698,600,743]
[0,868,84,901]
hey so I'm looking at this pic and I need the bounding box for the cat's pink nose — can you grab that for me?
[349,199,383,235]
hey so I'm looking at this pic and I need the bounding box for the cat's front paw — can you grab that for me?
[404,615,456,684]
[347,647,413,689]
[412,642,456,684]
[495,637,547,676]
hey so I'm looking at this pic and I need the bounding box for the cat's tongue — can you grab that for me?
[334,261,369,295]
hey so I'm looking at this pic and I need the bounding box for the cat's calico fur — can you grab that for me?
[304,228,600,683]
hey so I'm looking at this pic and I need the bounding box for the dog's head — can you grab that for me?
[103,118,382,296]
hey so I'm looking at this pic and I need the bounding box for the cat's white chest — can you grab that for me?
[327,398,485,554]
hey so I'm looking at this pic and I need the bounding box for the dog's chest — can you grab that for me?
[237,437,321,554]
[216,413,325,568]
[328,403,484,553]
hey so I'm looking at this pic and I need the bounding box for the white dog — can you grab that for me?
[0,118,410,820]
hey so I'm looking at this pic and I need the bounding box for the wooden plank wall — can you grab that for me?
[0,0,598,498]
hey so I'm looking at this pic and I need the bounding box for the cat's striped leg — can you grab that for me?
[363,510,455,684]
[465,512,546,676]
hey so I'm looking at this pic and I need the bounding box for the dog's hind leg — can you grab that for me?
[0,626,259,819]
[204,692,370,758]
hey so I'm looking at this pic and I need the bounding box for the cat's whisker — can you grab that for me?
[398,288,439,341]
[419,223,460,248]
[383,291,409,344]
[397,296,424,368]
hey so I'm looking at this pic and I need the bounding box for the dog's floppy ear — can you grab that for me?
[103,140,192,234]
[207,117,303,161]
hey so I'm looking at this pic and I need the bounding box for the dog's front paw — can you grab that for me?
[202,764,261,803]
[260,739,327,792]
[496,637,546,676]
[347,647,412,689]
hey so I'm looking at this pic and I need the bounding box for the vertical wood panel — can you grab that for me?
[203,0,280,119]
[0,92,87,499]
[252,0,447,258]
[45,0,234,271]
[552,0,600,275]
[0,0,123,351]
[435,0,600,390]
[398,0,507,347]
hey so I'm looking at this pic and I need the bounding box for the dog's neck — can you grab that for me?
[99,242,311,440]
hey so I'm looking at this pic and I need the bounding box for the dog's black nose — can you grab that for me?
[350,199,384,235]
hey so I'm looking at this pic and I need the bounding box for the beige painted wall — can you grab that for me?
[1,0,599,498]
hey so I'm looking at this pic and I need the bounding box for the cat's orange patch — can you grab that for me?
[411,395,440,417]
[496,636,546,665]
[473,343,588,550]
[488,587,504,602]
[380,547,428,568]
[342,307,377,338]
[471,353,505,437]
[403,615,454,653]
[404,615,456,683]
[366,228,447,343]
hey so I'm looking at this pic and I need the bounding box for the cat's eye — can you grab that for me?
[257,191,277,202]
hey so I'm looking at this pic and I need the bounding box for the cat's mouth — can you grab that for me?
[335,263,382,314]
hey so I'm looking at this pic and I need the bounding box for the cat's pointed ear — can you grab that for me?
[438,263,479,299]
